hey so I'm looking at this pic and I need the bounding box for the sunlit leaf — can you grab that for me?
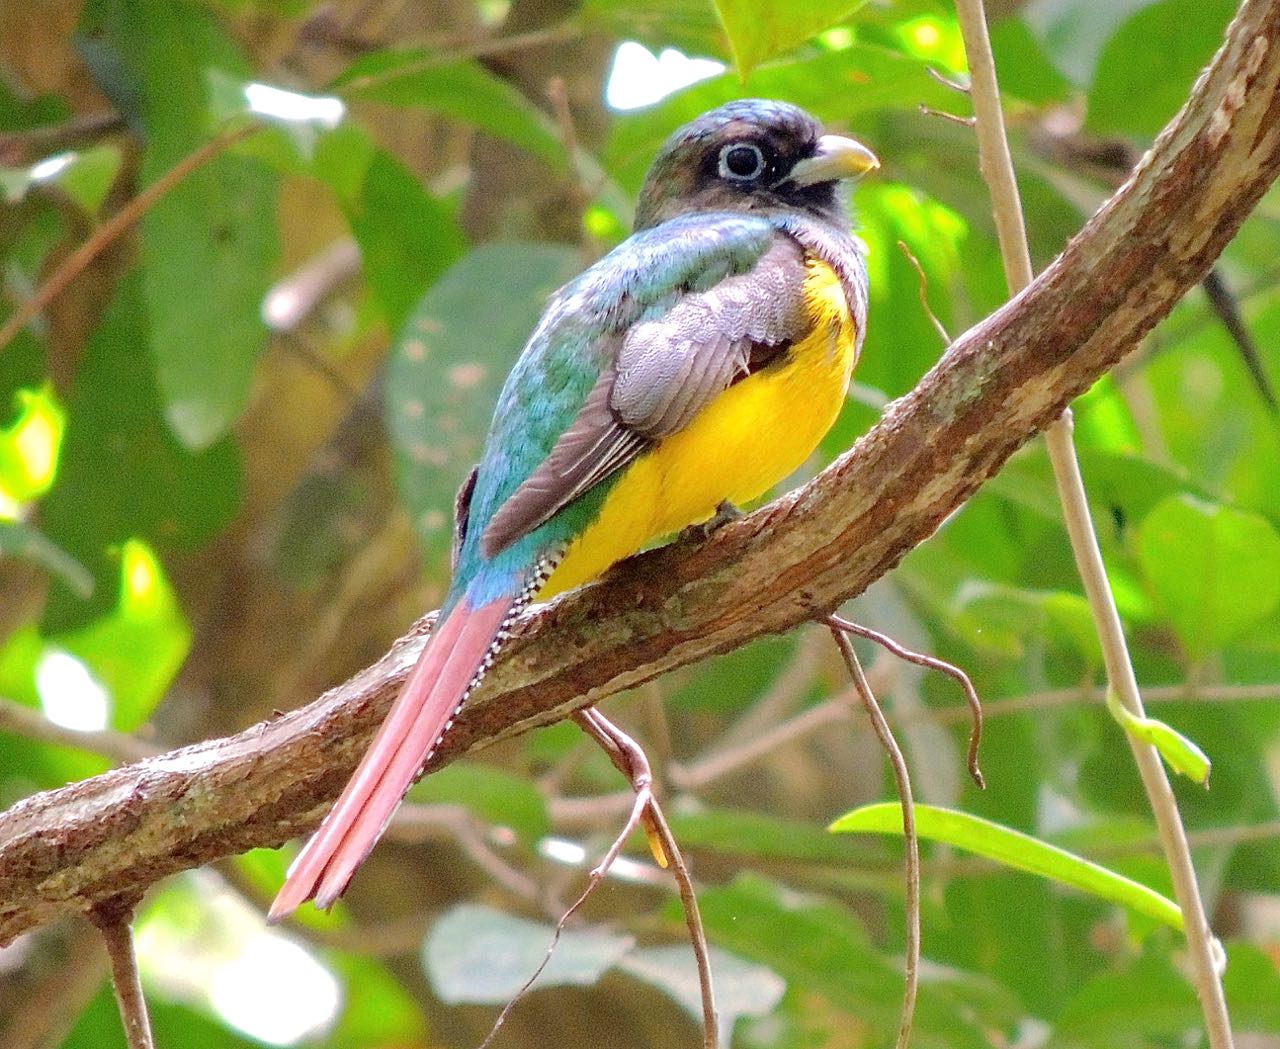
[423,904,634,1003]
[1137,494,1280,659]
[0,384,65,502]
[831,803,1184,930]
[1105,690,1212,785]
[712,0,869,77]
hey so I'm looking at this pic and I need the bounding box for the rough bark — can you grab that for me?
[2,0,1279,947]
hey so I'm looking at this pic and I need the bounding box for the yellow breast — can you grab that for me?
[540,256,858,599]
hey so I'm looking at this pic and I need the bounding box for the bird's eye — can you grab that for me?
[718,142,765,181]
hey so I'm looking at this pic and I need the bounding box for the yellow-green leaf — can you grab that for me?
[831,803,1183,930]
[713,0,870,77]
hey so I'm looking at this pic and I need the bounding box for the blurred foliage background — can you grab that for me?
[1,0,1279,1047]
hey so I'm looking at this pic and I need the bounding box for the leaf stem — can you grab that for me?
[827,619,919,1049]
[952,1,1234,1045]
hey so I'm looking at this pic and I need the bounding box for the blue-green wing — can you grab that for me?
[452,212,785,592]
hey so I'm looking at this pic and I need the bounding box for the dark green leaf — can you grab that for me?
[1086,0,1238,136]
[604,45,970,191]
[695,874,1018,1049]
[109,0,279,449]
[0,519,92,596]
[334,51,566,169]
[39,273,240,631]
[342,148,466,332]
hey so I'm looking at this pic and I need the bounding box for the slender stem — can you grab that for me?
[827,621,919,1049]
[575,709,719,1049]
[829,615,984,789]
[0,694,160,764]
[952,1,1234,1045]
[90,902,154,1049]
[0,123,259,356]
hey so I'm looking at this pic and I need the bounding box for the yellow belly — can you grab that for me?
[539,256,859,600]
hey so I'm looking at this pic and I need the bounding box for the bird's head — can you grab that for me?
[633,99,879,230]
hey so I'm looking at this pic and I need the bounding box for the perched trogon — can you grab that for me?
[271,99,877,918]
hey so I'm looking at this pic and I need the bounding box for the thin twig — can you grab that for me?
[926,66,971,93]
[0,112,126,167]
[898,240,953,345]
[89,899,154,1049]
[477,725,652,1049]
[0,123,261,355]
[0,694,161,764]
[918,105,977,128]
[828,615,983,789]
[826,619,919,1049]
[908,681,1280,726]
[574,708,718,1049]
[334,25,579,94]
[952,1,1235,1045]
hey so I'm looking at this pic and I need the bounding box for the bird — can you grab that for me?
[269,99,877,919]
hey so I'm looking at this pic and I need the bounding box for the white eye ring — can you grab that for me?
[718,142,765,181]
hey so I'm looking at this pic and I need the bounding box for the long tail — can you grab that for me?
[268,593,514,920]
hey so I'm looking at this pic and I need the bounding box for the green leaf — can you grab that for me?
[342,148,466,332]
[694,874,1018,1049]
[951,580,1102,664]
[1086,0,1238,136]
[831,803,1184,930]
[713,0,869,77]
[581,0,728,56]
[408,760,550,840]
[422,904,634,1004]
[617,945,784,1048]
[333,51,565,169]
[38,273,241,632]
[0,520,93,597]
[328,954,427,1049]
[1021,0,1162,84]
[1105,690,1212,785]
[387,242,580,573]
[111,0,279,449]
[0,384,65,501]
[56,539,191,731]
[66,987,265,1049]
[1137,494,1280,658]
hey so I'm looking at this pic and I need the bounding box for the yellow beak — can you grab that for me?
[790,134,880,185]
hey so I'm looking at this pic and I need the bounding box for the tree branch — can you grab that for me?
[2,0,1279,946]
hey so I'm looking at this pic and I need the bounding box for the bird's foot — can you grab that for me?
[680,501,744,542]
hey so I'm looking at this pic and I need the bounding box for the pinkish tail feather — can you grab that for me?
[269,596,513,921]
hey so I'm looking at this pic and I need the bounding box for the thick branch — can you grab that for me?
[2,0,1279,945]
